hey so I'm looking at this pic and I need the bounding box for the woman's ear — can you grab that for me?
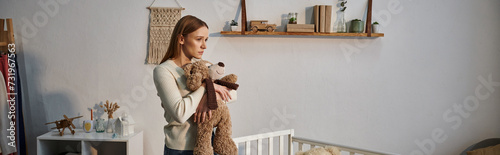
[178,35,185,45]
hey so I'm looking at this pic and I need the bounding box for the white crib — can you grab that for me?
[233,129,396,155]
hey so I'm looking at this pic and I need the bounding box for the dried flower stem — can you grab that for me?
[100,100,120,119]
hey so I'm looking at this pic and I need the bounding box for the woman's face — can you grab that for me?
[180,26,209,60]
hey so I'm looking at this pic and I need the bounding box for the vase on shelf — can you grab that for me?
[335,12,347,33]
[231,26,238,31]
[349,19,364,33]
[230,20,238,31]
[106,118,114,133]
[372,23,380,33]
[96,118,105,133]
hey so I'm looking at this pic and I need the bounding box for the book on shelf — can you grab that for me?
[314,5,332,33]
[325,5,332,33]
[319,5,326,32]
[314,5,319,32]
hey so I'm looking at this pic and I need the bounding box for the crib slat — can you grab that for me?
[246,141,251,155]
[232,130,298,155]
[258,139,262,155]
[298,142,303,151]
[350,152,355,155]
[269,137,273,155]
[279,136,284,155]
[288,134,293,155]
[311,145,315,148]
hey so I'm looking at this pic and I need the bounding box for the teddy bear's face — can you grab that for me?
[183,60,212,91]
[208,62,225,80]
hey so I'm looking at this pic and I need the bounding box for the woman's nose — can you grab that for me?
[201,41,207,49]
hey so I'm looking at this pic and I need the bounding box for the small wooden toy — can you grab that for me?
[45,115,83,136]
[249,20,277,32]
[100,100,120,119]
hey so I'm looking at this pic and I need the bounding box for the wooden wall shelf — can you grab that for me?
[227,0,383,38]
[220,31,384,37]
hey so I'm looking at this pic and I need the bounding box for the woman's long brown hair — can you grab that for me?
[160,15,209,64]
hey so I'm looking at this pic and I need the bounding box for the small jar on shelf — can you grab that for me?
[95,118,105,133]
[288,12,297,24]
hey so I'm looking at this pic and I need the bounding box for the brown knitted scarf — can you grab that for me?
[205,79,239,110]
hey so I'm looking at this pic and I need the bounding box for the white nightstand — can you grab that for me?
[37,129,143,155]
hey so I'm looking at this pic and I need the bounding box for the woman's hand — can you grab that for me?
[214,83,232,102]
[194,86,211,124]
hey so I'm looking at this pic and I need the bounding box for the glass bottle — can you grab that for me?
[335,11,347,33]
[106,118,114,133]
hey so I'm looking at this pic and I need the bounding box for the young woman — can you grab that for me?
[153,15,236,155]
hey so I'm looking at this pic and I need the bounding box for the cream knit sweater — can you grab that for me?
[154,59,237,150]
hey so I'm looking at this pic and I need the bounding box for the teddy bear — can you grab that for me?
[182,59,239,155]
[295,146,341,155]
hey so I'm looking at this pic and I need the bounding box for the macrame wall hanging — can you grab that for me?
[147,0,184,64]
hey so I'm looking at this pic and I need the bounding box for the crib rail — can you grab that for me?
[293,137,396,155]
[233,129,396,155]
[233,129,294,155]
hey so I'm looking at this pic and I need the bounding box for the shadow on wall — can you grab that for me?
[277,14,287,32]
[222,2,242,32]
[42,92,82,128]
[15,30,46,155]
[145,13,151,65]
[16,35,82,154]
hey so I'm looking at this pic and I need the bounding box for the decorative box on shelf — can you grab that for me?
[115,114,135,137]
[287,24,314,32]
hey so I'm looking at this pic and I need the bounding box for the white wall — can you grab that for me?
[1,0,500,154]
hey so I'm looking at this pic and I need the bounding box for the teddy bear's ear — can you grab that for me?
[182,63,193,77]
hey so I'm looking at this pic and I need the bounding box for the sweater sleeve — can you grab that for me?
[226,90,238,104]
[154,66,206,124]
